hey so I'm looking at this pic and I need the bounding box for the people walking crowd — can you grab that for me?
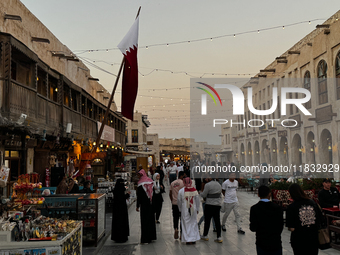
[117,160,329,255]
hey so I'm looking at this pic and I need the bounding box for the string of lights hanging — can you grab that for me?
[73,19,324,54]
[77,56,258,78]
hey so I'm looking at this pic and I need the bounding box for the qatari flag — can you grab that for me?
[118,16,139,120]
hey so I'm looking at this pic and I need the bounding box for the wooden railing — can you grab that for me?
[10,81,36,117]
[7,79,123,141]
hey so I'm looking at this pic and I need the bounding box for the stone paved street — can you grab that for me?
[96,184,340,255]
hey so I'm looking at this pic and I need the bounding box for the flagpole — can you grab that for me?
[92,6,141,153]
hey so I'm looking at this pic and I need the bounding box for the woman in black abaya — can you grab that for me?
[111,178,130,243]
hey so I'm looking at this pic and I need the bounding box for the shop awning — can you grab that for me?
[162,150,190,155]
[125,150,155,155]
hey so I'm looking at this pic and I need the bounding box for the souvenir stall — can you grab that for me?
[97,164,134,210]
[0,216,82,255]
[0,172,83,254]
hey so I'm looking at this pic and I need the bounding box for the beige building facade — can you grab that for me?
[159,138,191,162]
[234,10,340,180]
[125,111,150,152]
[220,122,238,164]
[147,134,160,165]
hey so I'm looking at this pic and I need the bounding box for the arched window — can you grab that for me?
[336,52,340,99]
[304,71,311,109]
[317,60,328,105]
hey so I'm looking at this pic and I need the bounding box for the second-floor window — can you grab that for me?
[304,71,311,109]
[317,60,328,105]
[63,85,71,107]
[48,76,58,103]
[336,52,340,100]
[11,48,33,88]
[37,67,47,97]
[132,129,138,143]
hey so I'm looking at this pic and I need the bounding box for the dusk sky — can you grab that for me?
[20,0,340,142]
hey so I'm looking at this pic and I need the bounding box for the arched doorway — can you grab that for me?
[240,143,245,166]
[291,134,302,169]
[254,141,260,166]
[247,142,253,166]
[261,139,269,164]
[271,138,278,166]
[279,137,289,168]
[320,129,332,165]
[306,132,315,164]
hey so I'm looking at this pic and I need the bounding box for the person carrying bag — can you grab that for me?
[314,203,331,250]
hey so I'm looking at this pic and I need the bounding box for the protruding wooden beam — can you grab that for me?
[64,56,79,62]
[260,69,276,72]
[288,50,300,54]
[4,14,22,21]
[277,60,288,63]
[52,53,65,57]
[88,77,99,81]
[275,56,287,60]
[316,24,330,28]
[324,29,330,34]
[307,42,312,46]
[258,74,267,78]
[31,37,50,44]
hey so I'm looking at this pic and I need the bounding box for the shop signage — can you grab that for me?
[97,122,115,142]
[126,146,139,151]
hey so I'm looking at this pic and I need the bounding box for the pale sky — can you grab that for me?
[20,0,340,142]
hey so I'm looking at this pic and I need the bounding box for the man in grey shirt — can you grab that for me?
[200,178,222,243]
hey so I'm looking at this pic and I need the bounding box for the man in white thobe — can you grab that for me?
[177,177,200,244]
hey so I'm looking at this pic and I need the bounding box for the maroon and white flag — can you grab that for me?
[118,16,139,120]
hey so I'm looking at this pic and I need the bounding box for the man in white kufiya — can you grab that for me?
[167,162,178,184]
[177,177,200,244]
[221,172,245,234]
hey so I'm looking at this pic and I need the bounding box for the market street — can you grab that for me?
[95,185,339,255]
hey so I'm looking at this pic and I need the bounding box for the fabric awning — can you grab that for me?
[125,150,154,155]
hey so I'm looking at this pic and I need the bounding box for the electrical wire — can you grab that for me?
[73,19,324,54]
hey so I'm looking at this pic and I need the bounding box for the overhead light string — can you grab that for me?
[77,56,258,78]
[73,19,324,54]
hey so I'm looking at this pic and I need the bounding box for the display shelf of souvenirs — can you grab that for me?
[114,171,131,181]
[97,180,114,197]
[97,176,114,207]
[76,193,105,247]
[11,173,45,208]
[0,215,82,254]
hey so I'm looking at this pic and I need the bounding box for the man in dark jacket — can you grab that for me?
[318,178,340,208]
[250,185,284,255]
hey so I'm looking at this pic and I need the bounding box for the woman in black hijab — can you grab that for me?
[111,178,130,243]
